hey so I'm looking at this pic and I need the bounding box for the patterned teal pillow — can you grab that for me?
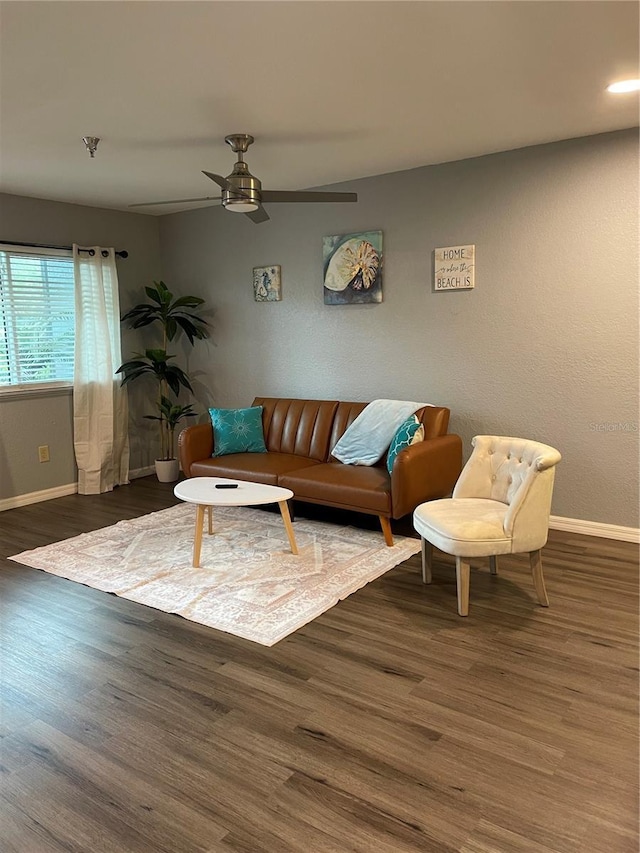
[386,415,424,474]
[209,406,267,457]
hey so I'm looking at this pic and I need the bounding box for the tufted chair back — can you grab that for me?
[453,435,562,551]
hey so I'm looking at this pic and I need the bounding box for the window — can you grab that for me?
[0,245,75,391]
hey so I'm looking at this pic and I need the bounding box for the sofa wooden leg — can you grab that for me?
[530,549,549,607]
[379,516,394,547]
[489,555,498,575]
[421,538,433,584]
[455,557,470,616]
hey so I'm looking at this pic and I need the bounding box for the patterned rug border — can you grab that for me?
[9,504,421,646]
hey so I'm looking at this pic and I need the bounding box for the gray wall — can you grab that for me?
[0,193,162,500]
[159,129,639,527]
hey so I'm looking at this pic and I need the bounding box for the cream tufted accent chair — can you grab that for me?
[412,436,561,616]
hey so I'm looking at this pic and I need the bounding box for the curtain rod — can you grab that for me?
[0,240,128,259]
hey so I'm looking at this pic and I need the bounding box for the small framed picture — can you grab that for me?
[253,265,282,302]
[434,245,475,291]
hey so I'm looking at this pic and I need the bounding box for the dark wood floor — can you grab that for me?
[1,477,638,853]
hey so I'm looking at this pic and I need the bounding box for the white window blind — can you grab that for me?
[0,245,75,390]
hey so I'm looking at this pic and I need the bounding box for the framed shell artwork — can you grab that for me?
[323,231,383,305]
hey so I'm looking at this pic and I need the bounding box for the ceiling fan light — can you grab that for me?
[225,200,259,213]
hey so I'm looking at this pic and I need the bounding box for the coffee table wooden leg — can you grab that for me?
[193,504,205,568]
[278,500,299,555]
[207,505,213,535]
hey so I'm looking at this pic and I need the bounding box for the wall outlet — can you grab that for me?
[38,445,50,463]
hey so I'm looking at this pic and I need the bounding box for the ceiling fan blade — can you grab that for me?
[245,206,270,224]
[129,196,221,208]
[260,190,357,204]
[202,171,231,190]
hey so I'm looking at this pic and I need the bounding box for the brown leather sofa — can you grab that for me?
[178,397,463,545]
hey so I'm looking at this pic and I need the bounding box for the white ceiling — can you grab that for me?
[1,1,638,215]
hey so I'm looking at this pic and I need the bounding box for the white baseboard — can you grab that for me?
[1,484,637,544]
[550,515,639,544]
[0,467,155,512]
[0,483,78,512]
[129,466,155,479]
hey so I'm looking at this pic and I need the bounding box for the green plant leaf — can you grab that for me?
[145,348,172,362]
[121,305,155,324]
[154,281,172,304]
[144,286,163,305]
[171,295,205,309]
[164,364,193,395]
[116,359,149,372]
[118,368,151,386]
[174,316,209,344]
[165,317,178,342]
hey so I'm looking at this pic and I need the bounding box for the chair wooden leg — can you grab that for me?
[421,538,433,584]
[455,557,470,616]
[529,549,549,606]
[489,555,498,575]
[379,516,394,547]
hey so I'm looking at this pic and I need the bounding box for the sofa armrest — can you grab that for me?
[178,423,214,477]
[390,434,463,518]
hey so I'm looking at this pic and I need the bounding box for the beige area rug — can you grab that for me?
[9,504,420,646]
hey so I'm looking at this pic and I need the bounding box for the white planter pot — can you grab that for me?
[155,459,180,483]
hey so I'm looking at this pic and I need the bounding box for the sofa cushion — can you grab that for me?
[281,463,391,514]
[332,399,426,466]
[386,415,424,474]
[190,452,322,486]
[327,402,368,462]
[253,397,339,461]
[209,406,267,456]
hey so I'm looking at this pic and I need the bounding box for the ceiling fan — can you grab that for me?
[129,134,358,224]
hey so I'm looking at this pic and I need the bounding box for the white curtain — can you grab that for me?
[73,245,130,494]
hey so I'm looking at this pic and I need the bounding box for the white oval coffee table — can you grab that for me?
[174,477,298,567]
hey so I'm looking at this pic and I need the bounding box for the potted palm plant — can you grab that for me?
[117,281,209,482]
[144,396,197,481]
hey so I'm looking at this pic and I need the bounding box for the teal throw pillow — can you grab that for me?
[209,406,267,457]
[386,415,424,474]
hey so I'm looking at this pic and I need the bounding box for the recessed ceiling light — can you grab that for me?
[607,79,640,94]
